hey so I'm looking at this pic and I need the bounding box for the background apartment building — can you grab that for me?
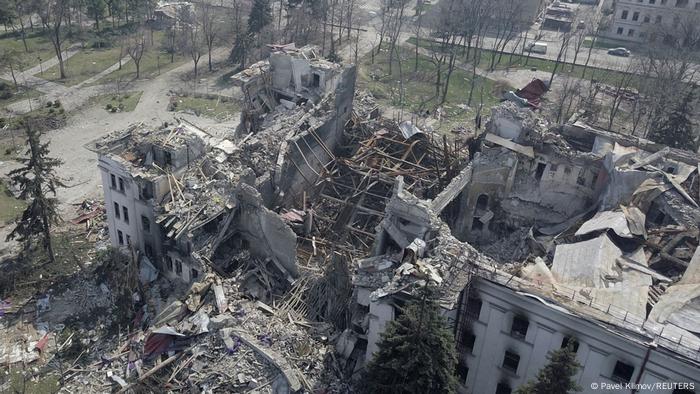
[605,0,700,42]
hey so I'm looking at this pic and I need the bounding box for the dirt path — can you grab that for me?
[0,46,240,225]
[1,47,80,94]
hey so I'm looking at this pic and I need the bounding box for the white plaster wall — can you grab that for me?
[366,300,395,358]
[457,279,700,394]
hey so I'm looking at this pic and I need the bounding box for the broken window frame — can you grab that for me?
[456,361,469,383]
[496,382,513,394]
[611,361,635,383]
[561,335,580,353]
[502,350,520,374]
[510,315,529,340]
[142,215,151,233]
[465,297,482,321]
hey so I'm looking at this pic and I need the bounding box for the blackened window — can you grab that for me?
[612,361,634,383]
[617,27,624,34]
[561,336,580,352]
[123,206,129,224]
[462,330,476,351]
[456,362,469,383]
[141,215,151,232]
[166,256,173,271]
[511,315,529,339]
[632,11,639,21]
[126,234,131,246]
[114,202,120,219]
[503,351,520,373]
[191,268,199,279]
[496,382,512,394]
[621,10,629,19]
[117,230,124,245]
[175,260,182,275]
[465,297,482,320]
[118,177,125,192]
[110,174,117,188]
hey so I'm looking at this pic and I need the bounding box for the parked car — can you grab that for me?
[526,42,548,54]
[607,47,631,57]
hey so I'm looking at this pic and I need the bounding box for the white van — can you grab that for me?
[526,42,548,54]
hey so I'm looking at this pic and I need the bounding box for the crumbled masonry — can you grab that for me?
[3,47,699,393]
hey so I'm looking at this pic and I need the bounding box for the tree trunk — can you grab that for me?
[208,46,213,71]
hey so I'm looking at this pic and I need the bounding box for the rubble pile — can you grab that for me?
[57,274,339,393]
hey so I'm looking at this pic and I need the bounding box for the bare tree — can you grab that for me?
[39,0,69,79]
[12,0,29,51]
[488,0,524,71]
[581,13,608,79]
[180,7,204,81]
[200,4,219,72]
[126,33,146,79]
[548,31,572,86]
[569,10,588,71]
[601,63,635,131]
[552,75,583,123]
[0,48,23,90]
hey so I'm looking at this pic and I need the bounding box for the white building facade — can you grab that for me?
[456,278,699,394]
[605,0,700,42]
[98,154,163,262]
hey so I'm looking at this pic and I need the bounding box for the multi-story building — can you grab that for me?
[605,0,700,42]
[90,45,356,286]
[343,103,700,393]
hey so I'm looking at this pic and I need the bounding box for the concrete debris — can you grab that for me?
[7,48,700,393]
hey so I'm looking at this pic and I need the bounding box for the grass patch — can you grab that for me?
[97,49,187,84]
[38,46,123,86]
[0,134,26,161]
[169,94,241,121]
[359,46,504,133]
[0,100,67,131]
[0,79,42,107]
[0,31,63,72]
[95,91,143,113]
[96,31,187,84]
[0,180,25,224]
[408,37,639,87]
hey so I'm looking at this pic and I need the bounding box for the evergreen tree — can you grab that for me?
[516,344,582,394]
[247,0,272,35]
[648,87,697,151]
[364,289,457,394]
[7,120,65,264]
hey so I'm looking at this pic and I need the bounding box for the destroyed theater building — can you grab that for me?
[83,47,700,393]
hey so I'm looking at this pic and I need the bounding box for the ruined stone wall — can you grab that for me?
[277,65,357,204]
[234,183,299,277]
